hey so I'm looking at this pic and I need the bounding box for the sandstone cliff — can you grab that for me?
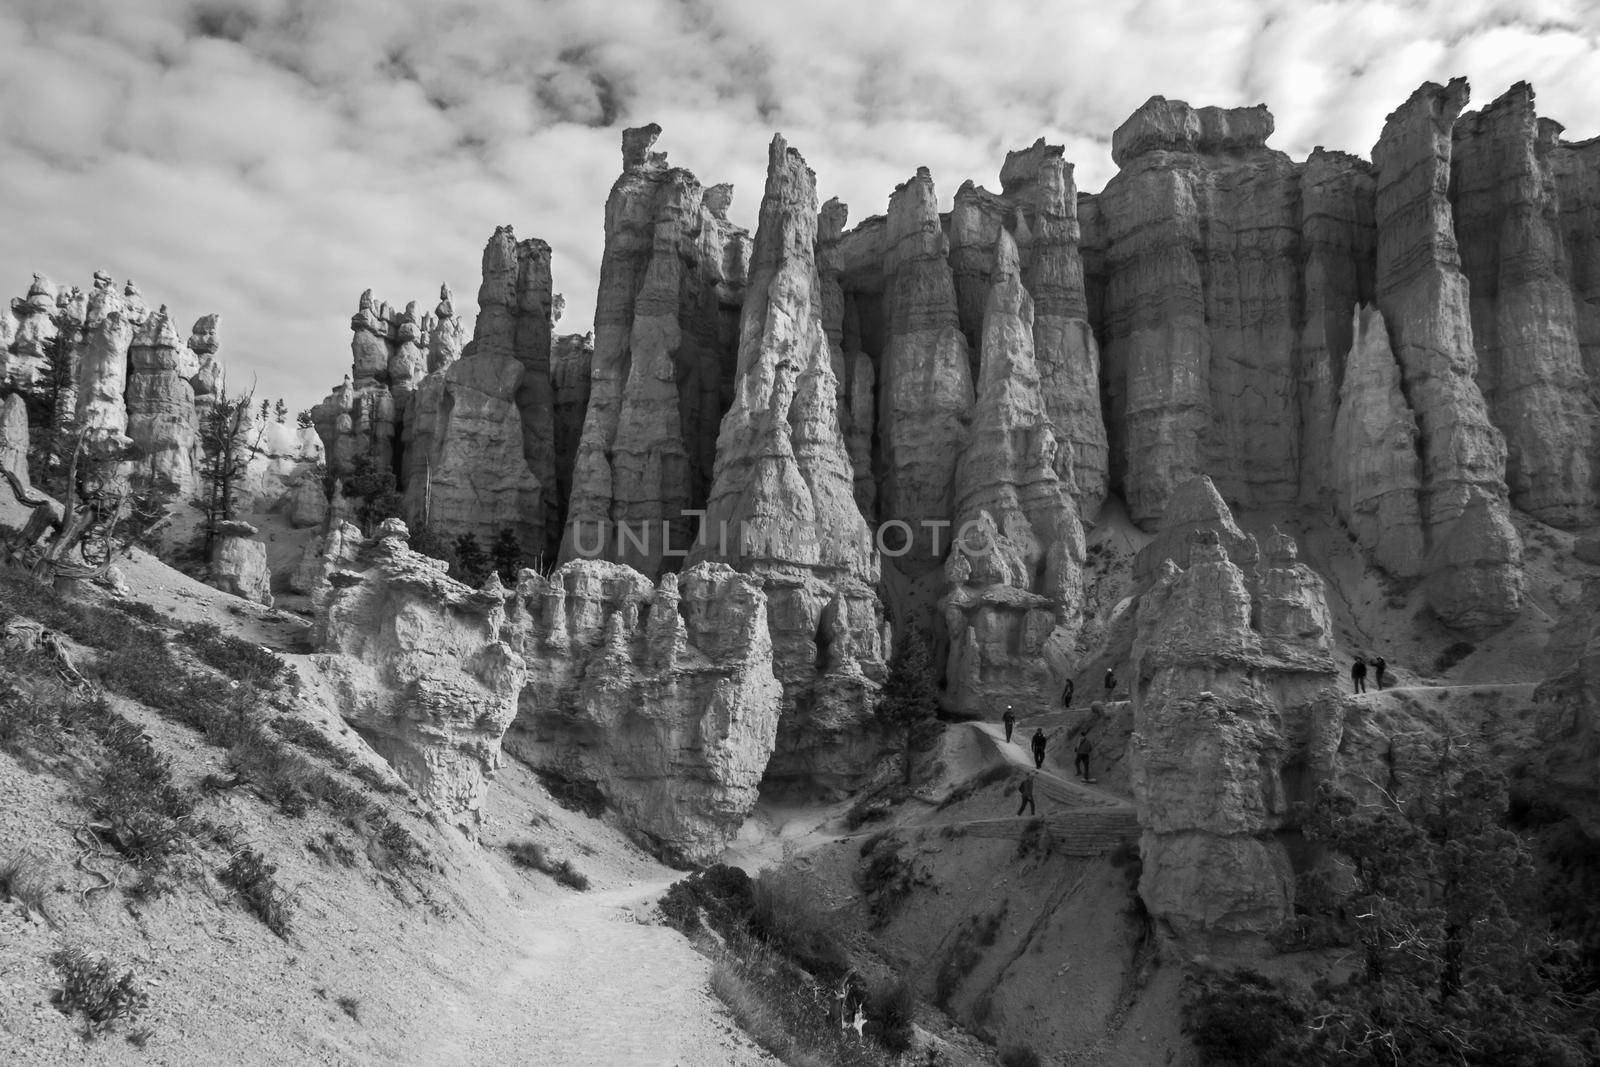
[502,560,782,864]
[1131,521,1337,943]
[1452,82,1599,527]
[688,133,889,793]
[941,229,1085,715]
[1372,79,1524,630]
[560,126,747,577]
[312,521,526,833]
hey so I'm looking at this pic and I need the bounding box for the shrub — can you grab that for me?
[506,840,589,890]
[660,864,755,936]
[1433,641,1476,674]
[336,995,361,1022]
[934,907,1006,1009]
[1181,968,1310,1066]
[999,1048,1041,1067]
[219,847,294,939]
[1015,818,1055,861]
[181,621,285,687]
[865,972,916,1053]
[0,850,52,923]
[937,763,1012,810]
[751,870,854,985]
[50,946,149,1038]
[856,840,925,928]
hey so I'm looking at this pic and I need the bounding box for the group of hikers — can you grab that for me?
[1002,679,1097,815]
[1351,654,1389,693]
[1005,654,1391,815]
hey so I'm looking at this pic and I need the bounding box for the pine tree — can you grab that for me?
[197,390,264,559]
[875,630,941,784]
[491,528,524,585]
[346,451,403,535]
[451,532,491,587]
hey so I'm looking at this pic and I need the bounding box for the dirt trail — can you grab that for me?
[406,879,776,1067]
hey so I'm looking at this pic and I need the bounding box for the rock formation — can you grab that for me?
[126,304,199,493]
[878,168,973,570]
[550,331,593,521]
[1452,82,1599,526]
[463,226,559,557]
[1093,98,1303,527]
[1372,79,1524,630]
[1530,578,1600,835]
[1329,306,1426,577]
[402,323,543,552]
[209,519,273,606]
[73,291,134,457]
[561,126,747,578]
[688,133,888,792]
[312,522,525,832]
[941,229,1085,714]
[1131,522,1337,942]
[502,560,782,863]
[1000,139,1109,519]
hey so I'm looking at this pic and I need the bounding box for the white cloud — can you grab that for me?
[0,0,1595,411]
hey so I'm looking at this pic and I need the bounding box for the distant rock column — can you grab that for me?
[402,229,544,553]
[878,168,974,570]
[1001,139,1109,520]
[1330,306,1426,577]
[551,332,594,523]
[5,274,60,390]
[1130,521,1337,945]
[561,125,748,576]
[941,229,1086,714]
[1372,79,1524,631]
[126,304,200,494]
[1296,150,1377,507]
[74,285,134,458]
[1451,82,1598,526]
[689,134,888,794]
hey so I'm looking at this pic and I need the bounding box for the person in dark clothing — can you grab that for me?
[1352,658,1368,694]
[1104,668,1117,697]
[1031,728,1048,769]
[1017,773,1036,816]
[1073,732,1092,780]
[1061,678,1074,708]
[1002,707,1017,743]
[1373,656,1388,690]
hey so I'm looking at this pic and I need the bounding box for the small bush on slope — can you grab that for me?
[219,846,296,939]
[0,849,54,924]
[50,946,149,1039]
[505,840,589,891]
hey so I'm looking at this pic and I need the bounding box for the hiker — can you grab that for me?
[1104,667,1117,697]
[1002,706,1017,743]
[1074,732,1092,780]
[1031,728,1048,769]
[1061,678,1074,708]
[1352,658,1367,694]
[1017,773,1036,816]
[1374,656,1388,691]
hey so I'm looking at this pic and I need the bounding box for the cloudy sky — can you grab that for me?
[2,0,1597,412]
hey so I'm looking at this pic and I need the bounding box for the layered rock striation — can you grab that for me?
[941,229,1085,714]
[1372,80,1524,630]
[560,126,748,578]
[312,522,526,832]
[689,134,888,793]
[1131,519,1338,943]
[502,560,782,863]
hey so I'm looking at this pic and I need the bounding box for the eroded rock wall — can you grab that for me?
[560,126,747,577]
[311,523,525,833]
[1131,522,1337,943]
[502,560,782,863]
[1373,79,1524,630]
[941,229,1085,714]
[688,134,888,793]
